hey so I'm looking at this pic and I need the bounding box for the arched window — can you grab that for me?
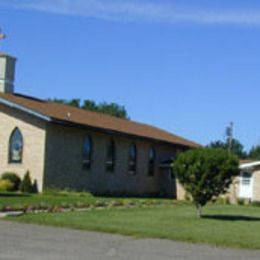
[148,148,156,176]
[106,138,116,172]
[82,136,92,169]
[128,143,137,174]
[9,127,23,163]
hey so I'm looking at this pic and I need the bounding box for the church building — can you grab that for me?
[0,52,199,197]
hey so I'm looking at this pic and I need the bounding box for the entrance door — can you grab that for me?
[239,171,253,199]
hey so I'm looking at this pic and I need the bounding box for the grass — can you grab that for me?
[0,191,174,211]
[8,204,260,249]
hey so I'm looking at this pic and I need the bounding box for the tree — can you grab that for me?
[248,145,260,160]
[48,98,130,119]
[20,171,33,193]
[67,98,80,108]
[98,102,129,119]
[208,140,226,150]
[208,139,247,159]
[173,148,239,217]
[82,100,98,111]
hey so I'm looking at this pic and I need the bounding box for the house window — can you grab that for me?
[241,172,251,186]
[128,143,137,174]
[82,136,92,169]
[106,138,115,172]
[9,127,23,164]
[148,148,156,176]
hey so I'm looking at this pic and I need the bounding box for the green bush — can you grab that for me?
[0,179,14,192]
[31,180,38,194]
[252,201,260,207]
[173,148,239,217]
[1,172,21,191]
[20,171,33,193]
[237,199,245,205]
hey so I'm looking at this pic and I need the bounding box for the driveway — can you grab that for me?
[0,220,259,260]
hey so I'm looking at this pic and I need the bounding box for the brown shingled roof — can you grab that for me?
[0,92,200,148]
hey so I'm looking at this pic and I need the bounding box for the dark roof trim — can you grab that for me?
[0,97,51,122]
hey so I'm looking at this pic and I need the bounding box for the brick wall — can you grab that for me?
[43,123,179,197]
[0,104,184,197]
[253,170,260,201]
[0,104,46,191]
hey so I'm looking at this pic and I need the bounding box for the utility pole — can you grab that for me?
[226,122,234,154]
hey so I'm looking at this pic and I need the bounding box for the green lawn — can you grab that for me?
[9,204,260,249]
[0,191,174,211]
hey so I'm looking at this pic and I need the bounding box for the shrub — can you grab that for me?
[0,179,14,192]
[237,199,245,205]
[20,171,33,193]
[215,196,231,205]
[252,201,260,207]
[173,148,239,217]
[31,180,38,194]
[1,172,21,191]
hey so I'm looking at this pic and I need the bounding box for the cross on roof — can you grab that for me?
[0,28,6,50]
[0,28,6,40]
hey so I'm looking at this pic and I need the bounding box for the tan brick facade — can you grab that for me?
[0,104,46,191]
[43,123,180,197]
[253,171,260,201]
[2,104,259,201]
[0,105,182,197]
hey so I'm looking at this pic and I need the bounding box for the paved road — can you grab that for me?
[0,220,260,260]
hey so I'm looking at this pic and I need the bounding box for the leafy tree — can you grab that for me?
[82,100,98,111]
[49,98,129,119]
[248,145,260,160]
[208,139,247,159]
[173,148,239,217]
[98,102,129,119]
[48,98,66,104]
[208,140,227,150]
[67,98,80,108]
[20,171,33,193]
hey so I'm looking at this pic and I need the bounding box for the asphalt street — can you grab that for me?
[0,220,260,260]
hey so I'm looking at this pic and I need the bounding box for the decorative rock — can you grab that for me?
[0,211,24,218]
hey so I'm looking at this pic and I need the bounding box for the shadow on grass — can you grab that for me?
[202,215,260,221]
[0,192,31,197]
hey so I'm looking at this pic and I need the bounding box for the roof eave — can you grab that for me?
[51,118,196,148]
[0,97,51,122]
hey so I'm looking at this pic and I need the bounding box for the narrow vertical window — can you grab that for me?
[106,138,116,172]
[82,136,92,169]
[128,143,137,175]
[9,127,23,164]
[148,148,156,176]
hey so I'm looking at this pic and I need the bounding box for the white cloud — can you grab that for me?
[2,0,260,26]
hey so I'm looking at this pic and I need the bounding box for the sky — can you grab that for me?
[0,0,260,150]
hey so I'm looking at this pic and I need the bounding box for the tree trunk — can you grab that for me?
[196,204,202,218]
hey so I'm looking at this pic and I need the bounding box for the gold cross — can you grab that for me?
[0,28,6,50]
[0,28,6,40]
